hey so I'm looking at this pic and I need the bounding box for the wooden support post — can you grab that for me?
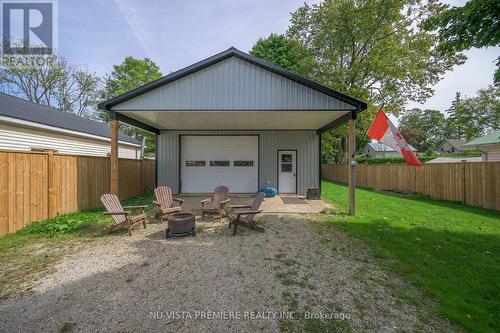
[348,117,356,215]
[111,119,119,195]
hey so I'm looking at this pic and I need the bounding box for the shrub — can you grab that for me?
[20,211,105,236]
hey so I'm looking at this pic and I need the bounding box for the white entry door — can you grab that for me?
[278,150,296,194]
[181,136,258,193]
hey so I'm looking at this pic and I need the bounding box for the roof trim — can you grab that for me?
[98,47,367,112]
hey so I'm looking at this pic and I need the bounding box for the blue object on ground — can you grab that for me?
[257,186,278,198]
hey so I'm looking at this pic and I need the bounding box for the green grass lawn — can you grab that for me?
[0,192,154,298]
[321,181,500,333]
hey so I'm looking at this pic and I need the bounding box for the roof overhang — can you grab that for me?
[112,109,355,132]
[100,47,367,134]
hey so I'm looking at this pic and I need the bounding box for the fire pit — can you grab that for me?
[166,213,196,238]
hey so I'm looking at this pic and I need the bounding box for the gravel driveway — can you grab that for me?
[0,213,455,332]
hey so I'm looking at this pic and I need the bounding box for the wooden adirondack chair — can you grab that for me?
[154,186,184,222]
[226,192,264,235]
[200,186,230,222]
[100,194,148,236]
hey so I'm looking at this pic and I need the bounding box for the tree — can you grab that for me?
[0,58,100,118]
[272,0,464,161]
[423,0,500,83]
[100,57,163,156]
[452,85,500,141]
[101,57,162,99]
[443,92,465,139]
[473,85,500,132]
[53,63,100,117]
[441,87,500,141]
[399,108,446,151]
[250,34,316,76]
[288,0,465,111]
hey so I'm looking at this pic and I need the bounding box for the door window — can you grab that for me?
[281,154,293,163]
[281,153,293,172]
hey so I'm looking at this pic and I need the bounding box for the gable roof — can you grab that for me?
[366,142,417,152]
[0,93,140,145]
[98,47,367,111]
[436,139,466,149]
[464,130,500,147]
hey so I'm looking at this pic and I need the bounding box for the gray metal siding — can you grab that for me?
[114,57,356,111]
[158,130,319,194]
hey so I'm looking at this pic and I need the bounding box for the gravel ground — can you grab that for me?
[0,213,456,333]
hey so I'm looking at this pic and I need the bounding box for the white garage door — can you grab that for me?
[180,136,258,193]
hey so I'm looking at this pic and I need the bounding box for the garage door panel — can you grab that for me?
[181,136,258,193]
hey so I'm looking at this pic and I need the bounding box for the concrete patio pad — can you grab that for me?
[177,194,331,215]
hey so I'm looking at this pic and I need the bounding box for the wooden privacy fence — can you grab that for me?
[321,162,500,211]
[0,150,155,236]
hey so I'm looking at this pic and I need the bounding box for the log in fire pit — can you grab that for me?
[166,213,196,238]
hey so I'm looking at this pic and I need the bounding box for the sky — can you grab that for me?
[53,0,498,113]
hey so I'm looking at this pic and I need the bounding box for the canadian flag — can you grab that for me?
[367,109,422,167]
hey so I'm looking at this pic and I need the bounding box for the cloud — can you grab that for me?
[112,0,157,60]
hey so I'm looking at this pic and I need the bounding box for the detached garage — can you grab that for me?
[99,47,367,203]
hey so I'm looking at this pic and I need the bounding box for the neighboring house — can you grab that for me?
[463,130,500,162]
[362,142,418,157]
[99,47,367,195]
[435,139,467,154]
[0,93,142,158]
